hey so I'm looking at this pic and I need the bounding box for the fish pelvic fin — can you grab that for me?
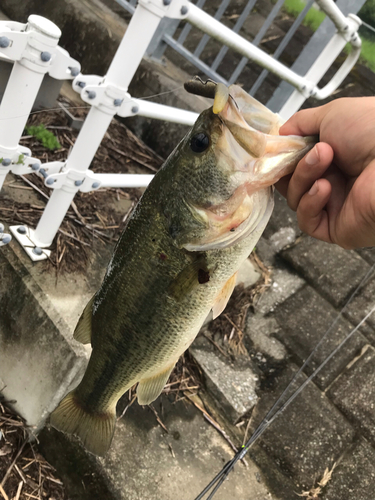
[212,272,237,319]
[50,390,116,456]
[73,295,95,345]
[137,363,176,405]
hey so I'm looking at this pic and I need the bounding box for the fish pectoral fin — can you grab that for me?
[212,272,237,319]
[50,390,116,456]
[169,256,210,302]
[137,363,176,405]
[73,295,95,345]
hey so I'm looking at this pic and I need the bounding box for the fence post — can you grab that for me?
[267,0,367,113]
[0,16,62,190]
[146,17,181,59]
[32,0,189,249]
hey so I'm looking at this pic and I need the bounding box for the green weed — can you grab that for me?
[359,37,375,72]
[283,0,326,31]
[25,124,61,151]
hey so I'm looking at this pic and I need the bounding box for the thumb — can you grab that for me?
[279,106,327,137]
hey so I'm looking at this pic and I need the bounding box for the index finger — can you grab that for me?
[279,105,327,137]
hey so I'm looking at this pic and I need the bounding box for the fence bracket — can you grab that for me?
[9,225,51,261]
[138,0,190,20]
[72,75,134,116]
[40,164,103,193]
[0,18,80,78]
[0,223,11,247]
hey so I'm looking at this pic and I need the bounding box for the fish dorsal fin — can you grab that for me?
[73,295,95,345]
[137,363,176,405]
[212,272,237,319]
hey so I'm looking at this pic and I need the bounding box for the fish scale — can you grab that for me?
[50,80,315,456]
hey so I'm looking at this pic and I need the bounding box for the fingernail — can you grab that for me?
[305,145,319,165]
[309,181,319,196]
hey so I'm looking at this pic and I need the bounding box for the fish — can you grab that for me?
[50,77,316,456]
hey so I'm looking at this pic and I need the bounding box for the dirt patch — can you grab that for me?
[0,396,65,500]
[1,98,164,273]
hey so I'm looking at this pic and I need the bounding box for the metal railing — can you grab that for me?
[117,0,366,114]
[0,0,364,261]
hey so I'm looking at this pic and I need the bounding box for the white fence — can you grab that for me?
[0,0,362,260]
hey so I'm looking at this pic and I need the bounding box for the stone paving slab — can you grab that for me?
[245,314,287,363]
[272,285,368,390]
[263,192,301,240]
[282,236,370,308]
[323,439,375,500]
[343,273,375,344]
[356,247,375,266]
[254,266,305,315]
[268,227,297,253]
[255,237,277,267]
[190,336,259,423]
[249,365,355,490]
[328,346,375,447]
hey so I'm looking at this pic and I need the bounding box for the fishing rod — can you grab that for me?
[194,264,375,499]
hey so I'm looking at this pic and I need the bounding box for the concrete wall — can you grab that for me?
[0,246,88,430]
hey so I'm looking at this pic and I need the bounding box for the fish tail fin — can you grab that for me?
[50,390,116,456]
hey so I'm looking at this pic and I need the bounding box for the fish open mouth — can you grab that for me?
[183,77,316,252]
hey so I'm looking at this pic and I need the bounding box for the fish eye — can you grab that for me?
[190,133,210,153]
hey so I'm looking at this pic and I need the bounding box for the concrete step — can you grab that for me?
[39,395,284,500]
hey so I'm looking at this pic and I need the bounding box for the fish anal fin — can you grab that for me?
[212,272,237,319]
[73,295,95,345]
[50,390,116,456]
[137,363,176,405]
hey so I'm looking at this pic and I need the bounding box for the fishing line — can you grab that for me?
[137,85,185,100]
[0,105,91,122]
[0,86,185,121]
[195,263,375,499]
[247,262,375,437]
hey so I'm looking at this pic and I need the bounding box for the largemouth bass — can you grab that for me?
[50,78,315,455]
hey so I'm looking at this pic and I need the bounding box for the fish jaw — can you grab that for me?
[217,87,317,187]
[181,92,315,251]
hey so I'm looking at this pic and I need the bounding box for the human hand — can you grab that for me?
[275,97,375,249]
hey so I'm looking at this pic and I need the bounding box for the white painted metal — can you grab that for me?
[0,223,11,247]
[315,0,352,31]
[0,15,80,190]
[130,98,198,125]
[185,3,312,96]
[33,0,189,249]
[0,16,60,189]
[92,173,155,188]
[9,226,51,261]
[279,13,362,119]
[185,1,361,108]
